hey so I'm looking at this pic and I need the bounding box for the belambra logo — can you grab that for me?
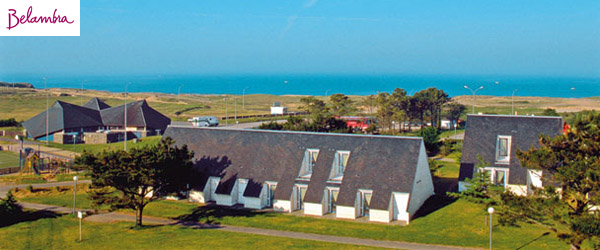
[1,0,80,36]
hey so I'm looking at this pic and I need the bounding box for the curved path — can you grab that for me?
[2,181,479,250]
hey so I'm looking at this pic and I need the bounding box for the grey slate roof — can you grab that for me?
[23,101,104,139]
[23,98,170,139]
[458,115,563,185]
[163,126,424,210]
[83,97,111,110]
[100,100,171,132]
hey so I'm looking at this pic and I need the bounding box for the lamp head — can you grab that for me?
[463,85,468,89]
[73,176,78,181]
[488,207,494,214]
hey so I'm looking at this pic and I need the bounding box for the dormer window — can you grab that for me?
[495,135,511,164]
[298,149,319,179]
[329,151,350,182]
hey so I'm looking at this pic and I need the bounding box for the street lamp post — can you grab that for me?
[177,84,184,101]
[511,89,518,115]
[124,83,131,151]
[44,77,48,145]
[242,87,249,110]
[488,207,494,250]
[325,89,331,97]
[72,134,76,152]
[73,175,78,214]
[463,85,484,114]
[224,96,228,126]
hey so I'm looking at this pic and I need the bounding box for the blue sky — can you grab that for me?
[1,0,599,77]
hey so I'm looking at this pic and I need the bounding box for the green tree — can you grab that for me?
[444,102,466,128]
[375,92,394,130]
[77,138,195,226]
[417,126,440,155]
[362,94,377,117]
[0,190,22,226]
[449,155,503,204]
[541,108,560,116]
[329,93,355,116]
[300,97,327,118]
[503,112,600,249]
[390,88,409,132]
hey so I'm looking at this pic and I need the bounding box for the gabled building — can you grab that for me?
[458,114,563,195]
[23,98,170,143]
[100,100,171,137]
[22,100,104,141]
[163,126,434,224]
[83,97,111,110]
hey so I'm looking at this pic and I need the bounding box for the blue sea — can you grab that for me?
[3,74,599,98]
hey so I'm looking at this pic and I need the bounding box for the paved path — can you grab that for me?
[4,182,478,250]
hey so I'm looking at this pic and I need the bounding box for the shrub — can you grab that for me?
[0,190,22,226]
[440,140,454,156]
[418,127,440,156]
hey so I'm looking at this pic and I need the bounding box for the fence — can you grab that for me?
[0,167,20,175]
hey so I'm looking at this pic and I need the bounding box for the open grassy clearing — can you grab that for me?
[0,173,89,185]
[1,88,597,122]
[0,215,380,250]
[44,136,162,154]
[14,186,568,249]
[0,150,20,169]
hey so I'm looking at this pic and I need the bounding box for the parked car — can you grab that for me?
[188,116,219,127]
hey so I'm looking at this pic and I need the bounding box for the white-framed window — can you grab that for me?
[328,150,350,182]
[297,148,319,179]
[495,135,511,164]
[479,167,509,187]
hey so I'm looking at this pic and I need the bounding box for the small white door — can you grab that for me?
[266,183,277,207]
[295,186,307,210]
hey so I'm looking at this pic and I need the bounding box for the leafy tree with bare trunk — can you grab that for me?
[76,137,195,227]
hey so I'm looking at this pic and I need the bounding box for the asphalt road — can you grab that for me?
[171,120,286,129]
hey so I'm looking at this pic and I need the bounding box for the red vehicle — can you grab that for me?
[336,116,376,131]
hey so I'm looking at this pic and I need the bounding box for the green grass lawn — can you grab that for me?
[434,160,460,179]
[15,186,568,249]
[44,136,163,154]
[0,215,379,250]
[0,173,89,184]
[439,128,464,139]
[0,150,20,169]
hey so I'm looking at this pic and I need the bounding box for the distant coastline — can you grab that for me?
[2,74,599,98]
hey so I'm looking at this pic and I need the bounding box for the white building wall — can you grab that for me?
[188,190,205,203]
[336,205,356,219]
[407,142,435,218]
[392,192,410,222]
[369,209,391,223]
[304,202,325,216]
[273,199,291,212]
[244,197,263,209]
[215,193,235,206]
[528,169,543,188]
[507,184,528,196]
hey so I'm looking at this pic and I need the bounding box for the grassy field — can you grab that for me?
[1,88,598,123]
[0,215,379,250]
[44,136,163,154]
[14,186,568,249]
[0,150,19,169]
[0,173,88,185]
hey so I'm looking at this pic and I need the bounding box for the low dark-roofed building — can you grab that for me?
[164,126,434,224]
[83,97,111,110]
[458,114,563,195]
[23,98,170,143]
[23,101,104,141]
[100,100,171,136]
